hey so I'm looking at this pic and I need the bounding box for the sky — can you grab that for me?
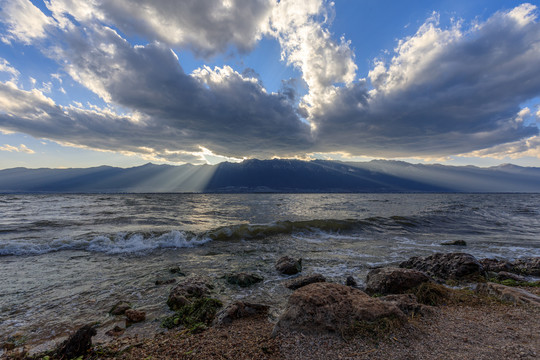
[0,0,540,169]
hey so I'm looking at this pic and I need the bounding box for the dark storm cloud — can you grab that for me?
[310,4,540,157]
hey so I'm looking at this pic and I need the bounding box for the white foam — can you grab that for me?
[0,230,212,256]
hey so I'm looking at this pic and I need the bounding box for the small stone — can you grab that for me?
[155,278,176,285]
[441,240,467,246]
[275,256,302,275]
[169,267,186,276]
[285,274,326,290]
[167,277,213,310]
[125,309,146,323]
[224,272,264,287]
[346,276,358,287]
[215,301,270,325]
[109,301,131,315]
[105,326,125,337]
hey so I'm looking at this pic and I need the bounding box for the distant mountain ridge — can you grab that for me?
[1,159,539,193]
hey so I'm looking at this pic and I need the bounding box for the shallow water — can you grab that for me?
[1,193,539,351]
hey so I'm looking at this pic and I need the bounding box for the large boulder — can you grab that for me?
[365,267,431,295]
[400,252,484,280]
[167,277,213,310]
[275,256,302,275]
[273,282,404,336]
[215,301,270,325]
[476,283,540,306]
[285,273,326,290]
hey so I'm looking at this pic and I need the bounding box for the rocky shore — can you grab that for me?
[3,253,540,360]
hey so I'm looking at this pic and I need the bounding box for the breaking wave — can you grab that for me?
[0,216,431,256]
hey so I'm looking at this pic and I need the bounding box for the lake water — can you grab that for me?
[1,193,539,352]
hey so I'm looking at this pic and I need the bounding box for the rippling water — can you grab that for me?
[1,193,539,351]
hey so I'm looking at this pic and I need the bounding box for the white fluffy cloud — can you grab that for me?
[1,0,54,44]
[46,0,273,57]
[268,0,357,112]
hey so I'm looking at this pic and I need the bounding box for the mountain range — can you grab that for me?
[1,159,539,193]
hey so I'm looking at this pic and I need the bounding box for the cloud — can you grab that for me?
[309,3,540,157]
[268,0,357,111]
[46,0,273,58]
[461,135,540,160]
[1,0,54,44]
[0,143,35,154]
[0,58,20,80]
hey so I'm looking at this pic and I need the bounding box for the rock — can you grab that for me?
[512,257,540,276]
[125,309,146,323]
[155,278,176,286]
[54,324,96,359]
[273,282,404,336]
[215,301,270,325]
[109,301,131,315]
[476,283,540,306]
[224,272,264,287]
[441,240,467,246]
[379,294,430,316]
[365,267,431,295]
[162,297,223,331]
[169,266,186,276]
[496,271,527,282]
[345,276,357,287]
[285,273,326,290]
[2,342,15,351]
[167,277,213,311]
[105,326,125,337]
[479,258,513,273]
[275,256,302,275]
[400,252,484,280]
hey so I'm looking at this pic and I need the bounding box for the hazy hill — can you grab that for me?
[0,159,539,193]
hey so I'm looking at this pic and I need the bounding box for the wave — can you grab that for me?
[0,230,211,256]
[0,212,513,256]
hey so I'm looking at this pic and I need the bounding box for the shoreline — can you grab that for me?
[3,253,539,360]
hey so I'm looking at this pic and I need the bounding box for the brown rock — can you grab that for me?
[365,267,431,295]
[167,277,213,310]
[125,309,146,323]
[400,252,484,280]
[275,256,302,275]
[476,282,540,306]
[479,258,513,273]
[273,282,405,336]
[109,301,131,315]
[285,273,326,290]
[215,301,270,325]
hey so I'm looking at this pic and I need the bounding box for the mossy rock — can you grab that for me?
[162,297,223,332]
